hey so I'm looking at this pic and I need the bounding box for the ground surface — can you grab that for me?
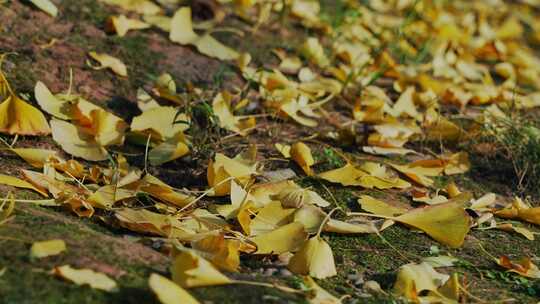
[1,1,540,303]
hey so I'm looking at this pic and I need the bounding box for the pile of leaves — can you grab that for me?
[2,0,540,303]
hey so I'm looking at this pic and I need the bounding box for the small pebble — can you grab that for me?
[279,269,293,277]
[263,268,277,276]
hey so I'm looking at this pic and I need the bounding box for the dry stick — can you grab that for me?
[143,133,152,174]
[346,211,394,220]
[316,207,340,238]
[459,285,489,304]
[9,134,18,147]
[0,235,32,243]
[10,199,57,204]
[347,211,418,261]
[176,176,236,214]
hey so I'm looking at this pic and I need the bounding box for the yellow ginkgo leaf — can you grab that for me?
[215,180,248,219]
[207,152,258,196]
[358,195,408,217]
[99,0,161,15]
[131,106,189,141]
[389,163,436,187]
[194,34,241,61]
[0,174,49,197]
[301,37,330,68]
[275,143,291,158]
[278,96,324,127]
[51,119,108,161]
[106,15,150,37]
[392,86,420,120]
[212,92,255,136]
[10,148,59,168]
[249,201,296,236]
[290,142,315,176]
[148,133,190,165]
[303,276,341,304]
[29,0,58,17]
[496,256,540,279]
[0,95,50,136]
[393,262,450,301]
[87,185,136,209]
[170,7,239,61]
[318,163,367,186]
[171,248,232,288]
[394,194,472,248]
[115,208,175,237]
[250,222,308,254]
[169,7,198,44]
[88,52,128,77]
[54,265,118,292]
[494,197,540,225]
[288,236,337,279]
[149,273,200,304]
[30,239,66,258]
[324,219,378,234]
[0,192,15,223]
[191,234,241,272]
[276,186,331,208]
[35,81,71,119]
[293,204,327,233]
[138,174,193,207]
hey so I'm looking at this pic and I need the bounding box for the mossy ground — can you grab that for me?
[0,1,539,303]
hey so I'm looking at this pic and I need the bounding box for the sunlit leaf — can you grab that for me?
[149,273,200,304]
[171,248,232,288]
[54,265,118,292]
[30,239,66,258]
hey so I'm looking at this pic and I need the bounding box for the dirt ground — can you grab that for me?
[0,1,539,303]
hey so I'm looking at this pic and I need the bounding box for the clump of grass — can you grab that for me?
[473,113,540,198]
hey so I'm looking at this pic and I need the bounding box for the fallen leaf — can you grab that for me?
[99,0,161,15]
[303,276,341,304]
[51,119,108,161]
[358,195,408,216]
[393,262,450,301]
[0,174,49,197]
[288,236,337,279]
[250,222,308,254]
[0,94,50,136]
[171,248,232,288]
[149,273,200,304]
[394,194,472,247]
[88,52,128,77]
[207,152,258,196]
[191,234,241,272]
[30,239,66,258]
[170,7,239,60]
[54,265,118,292]
[249,201,296,236]
[106,15,150,37]
[275,143,291,158]
[212,91,255,135]
[0,193,15,223]
[290,142,315,176]
[494,197,540,225]
[10,147,60,168]
[496,256,540,278]
[324,219,378,234]
[29,0,58,17]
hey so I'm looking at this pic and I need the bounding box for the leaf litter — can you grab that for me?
[2,0,540,302]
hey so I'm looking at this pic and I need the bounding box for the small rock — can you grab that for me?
[279,269,293,277]
[263,268,277,276]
